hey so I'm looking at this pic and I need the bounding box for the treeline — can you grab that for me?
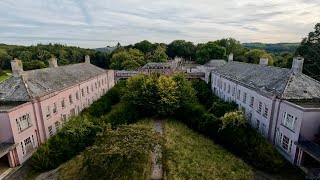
[1,22,319,81]
[0,43,111,70]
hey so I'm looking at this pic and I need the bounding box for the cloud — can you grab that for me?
[0,0,319,48]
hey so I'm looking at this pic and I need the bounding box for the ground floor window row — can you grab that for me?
[21,135,36,156]
[276,131,293,155]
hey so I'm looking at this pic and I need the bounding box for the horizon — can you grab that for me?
[0,0,319,48]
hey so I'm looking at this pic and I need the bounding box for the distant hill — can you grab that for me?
[95,46,117,53]
[243,43,300,54]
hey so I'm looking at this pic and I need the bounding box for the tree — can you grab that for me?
[18,51,33,61]
[134,40,155,54]
[149,46,168,63]
[23,60,46,70]
[167,40,196,60]
[214,38,247,61]
[244,49,273,65]
[195,42,226,64]
[110,48,145,70]
[296,23,320,81]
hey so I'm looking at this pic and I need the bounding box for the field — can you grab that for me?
[164,120,253,180]
[0,70,11,82]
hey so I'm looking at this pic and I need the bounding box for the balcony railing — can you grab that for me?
[0,137,14,157]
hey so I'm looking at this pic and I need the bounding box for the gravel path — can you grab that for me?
[150,119,164,180]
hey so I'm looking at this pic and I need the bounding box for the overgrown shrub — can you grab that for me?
[0,69,6,76]
[31,116,101,171]
[174,103,286,173]
[80,124,162,180]
[102,103,141,127]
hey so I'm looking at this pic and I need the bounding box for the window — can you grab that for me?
[69,94,73,104]
[237,90,240,100]
[55,121,61,131]
[87,86,89,94]
[76,91,79,101]
[46,106,51,118]
[263,106,268,117]
[21,142,25,154]
[223,82,226,91]
[91,85,94,92]
[16,114,32,132]
[232,87,235,96]
[48,125,53,136]
[248,112,252,120]
[61,97,66,109]
[282,112,297,131]
[227,84,230,93]
[95,82,97,89]
[99,81,101,88]
[24,137,33,154]
[256,119,260,130]
[277,132,292,153]
[243,92,247,104]
[53,102,57,114]
[250,97,254,107]
[81,89,84,97]
[257,102,262,114]
[261,123,266,137]
[62,114,67,125]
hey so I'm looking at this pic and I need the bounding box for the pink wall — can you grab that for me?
[0,112,13,142]
[0,69,115,166]
[7,102,39,164]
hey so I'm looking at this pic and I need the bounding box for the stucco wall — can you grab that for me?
[0,112,13,142]
[300,109,320,141]
[7,102,39,165]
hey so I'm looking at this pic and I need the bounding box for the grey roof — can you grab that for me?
[0,63,106,101]
[214,61,320,100]
[203,59,227,68]
[142,62,172,69]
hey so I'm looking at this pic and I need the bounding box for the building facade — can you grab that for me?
[0,56,115,168]
[211,56,320,168]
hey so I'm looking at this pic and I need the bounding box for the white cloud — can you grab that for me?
[0,0,319,48]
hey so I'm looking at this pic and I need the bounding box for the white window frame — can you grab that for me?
[257,102,262,114]
[250,96,254,107]
[281,112,296,131]
[16,114,32,132]
[61,97,66,109]
[53,102,57,114]
[46,106,51,118]
[243,92,247,104]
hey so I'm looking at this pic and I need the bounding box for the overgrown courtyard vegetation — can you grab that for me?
[29,73,304,179]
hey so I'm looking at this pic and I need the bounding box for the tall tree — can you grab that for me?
[149,46,168,63]
[195,42,226,64]
[214,38,247,61]
[134,40,155,54]
[296,23,320,81]
[244,49,273,65]
[167,40,196,60]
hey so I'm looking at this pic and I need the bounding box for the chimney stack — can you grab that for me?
[48,57,58,68]
[291,56,304,76]
[228,53,233,62]
[11,58,23,77]
[85,55,90,63]
[259,56,268,65]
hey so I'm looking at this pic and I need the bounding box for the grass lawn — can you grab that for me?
[0,75,10,82]
[164,120,254,180]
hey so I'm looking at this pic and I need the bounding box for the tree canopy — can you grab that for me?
[195,42,226,64]
[167,40,196,60]
[296,23,320,81]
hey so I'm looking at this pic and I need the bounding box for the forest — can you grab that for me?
[0,22,319,81]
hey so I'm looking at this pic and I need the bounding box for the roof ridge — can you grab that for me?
[20,75,32,100]
[280,73,294,99]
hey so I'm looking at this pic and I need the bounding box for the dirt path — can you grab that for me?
[150,119,164,180]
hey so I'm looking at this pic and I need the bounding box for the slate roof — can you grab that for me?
[213,61,320,100]
[203,59,227,68]
[0,63,106,101]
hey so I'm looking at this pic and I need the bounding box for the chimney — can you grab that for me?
[48,57,58,68]
[291,56,304,76]
[259,56,268,65]
[85,55,90,63]
[228,53,233,62]
[11,58,23,77]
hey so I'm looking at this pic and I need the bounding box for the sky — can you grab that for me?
[0,0,319,48]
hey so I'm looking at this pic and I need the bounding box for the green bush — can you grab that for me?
[174,103,286,173]
[102,104,140,127]
[0,69,6,76]
[80,124,162,179]
[31,116,101,171]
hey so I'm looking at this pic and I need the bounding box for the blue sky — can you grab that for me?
[0,0,319,48]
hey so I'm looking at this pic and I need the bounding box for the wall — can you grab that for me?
[211,72,275,139]
[300,109,320,141]
[0,112,13,142]
[7,102,39,165]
